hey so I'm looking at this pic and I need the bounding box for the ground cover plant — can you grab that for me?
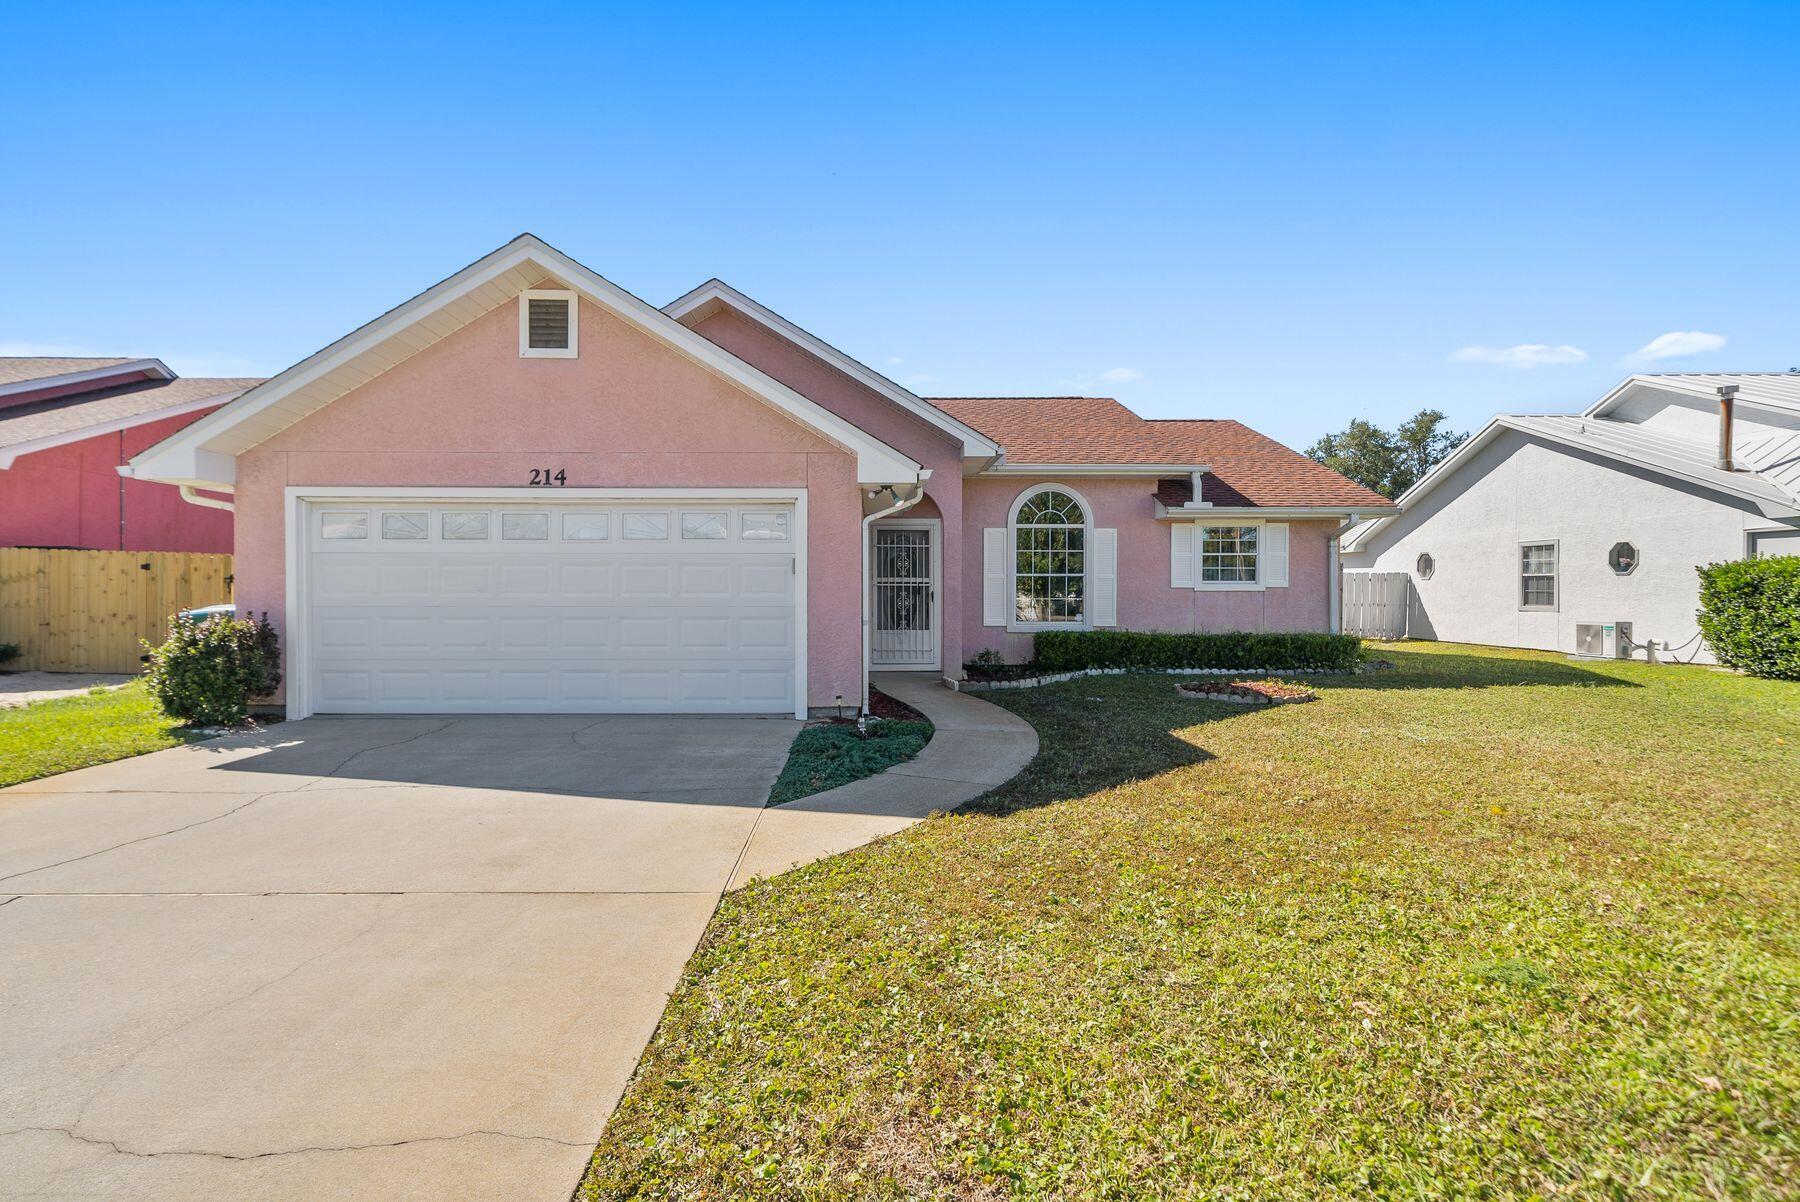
[584,642,1799,1200]
[0,681,206,789]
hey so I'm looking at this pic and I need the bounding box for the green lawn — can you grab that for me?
[0,680,203,788]
[582,643,1799,1199]
[768,720,935,805]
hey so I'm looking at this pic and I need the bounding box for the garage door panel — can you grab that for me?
[306,502,797,714]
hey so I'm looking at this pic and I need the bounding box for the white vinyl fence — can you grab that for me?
[1342,571,1411,639]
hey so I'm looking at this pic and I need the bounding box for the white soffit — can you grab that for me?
[128,235,921,488]
[664,278,1003,461]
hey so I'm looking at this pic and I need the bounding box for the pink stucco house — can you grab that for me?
[0,357,257,552]
[128,235,1390,718]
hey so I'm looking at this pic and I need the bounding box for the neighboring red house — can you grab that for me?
[0,357,260,551]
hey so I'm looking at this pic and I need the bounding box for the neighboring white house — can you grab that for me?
[1341,373,1800,664]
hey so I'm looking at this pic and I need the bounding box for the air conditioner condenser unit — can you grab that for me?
[1574,621,1633,659]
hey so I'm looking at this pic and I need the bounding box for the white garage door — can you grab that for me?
[303,501,796,714]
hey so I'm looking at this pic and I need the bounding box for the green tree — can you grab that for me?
[1307,409,1467,498]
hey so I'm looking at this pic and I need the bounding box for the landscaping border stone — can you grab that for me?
[952,665,1359,692]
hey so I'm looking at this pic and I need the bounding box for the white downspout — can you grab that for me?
[179,485,236,513]
[861,474,930,718]
[1329,512,1361,634]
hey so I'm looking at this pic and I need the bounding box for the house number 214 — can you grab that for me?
[528,468,567,486]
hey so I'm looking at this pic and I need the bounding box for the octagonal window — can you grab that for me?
[1416,552,1435,580]
[1608,542,1638,575]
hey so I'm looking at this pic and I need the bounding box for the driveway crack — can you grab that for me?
[0,790,290,885]
[301,719,462,787]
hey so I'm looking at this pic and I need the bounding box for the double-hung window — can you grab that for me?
[1520,542,1557,610]
[1199,525,1259,583]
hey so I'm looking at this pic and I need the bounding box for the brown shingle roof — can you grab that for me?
[0,376,263,452]
[0,357,139,386]
[928,397,1393,509]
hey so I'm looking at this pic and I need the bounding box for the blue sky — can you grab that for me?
[3,1,1796,450]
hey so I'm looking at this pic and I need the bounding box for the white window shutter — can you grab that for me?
[1171,523,1195,588]
[1092,528,1118,626]
[1262,522,1289,587]
[983,527,1007,626]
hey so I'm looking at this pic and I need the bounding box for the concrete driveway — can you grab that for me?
[0,713,799,1201]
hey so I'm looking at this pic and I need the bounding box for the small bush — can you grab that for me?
[1033,629,1363,674]
[1697,555,1800,680]
[0,642,20,665]
[143,612,283,726]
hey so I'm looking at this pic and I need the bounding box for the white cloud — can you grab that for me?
[1448,343,1588,369]
[902,373,938,387]
[885,356,905,366]
[1627,330,1727,363]
[1098,367,1143,383]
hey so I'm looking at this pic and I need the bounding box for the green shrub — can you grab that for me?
[1696,555,1800,680]
[1033,629,1363,673]
[142,612,283,726]
[0,642,20,664]
[768,720,933,805]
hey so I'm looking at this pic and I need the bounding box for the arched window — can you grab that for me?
[1012,487,1089,625]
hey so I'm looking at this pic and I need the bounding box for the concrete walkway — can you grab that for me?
[728,673,1039,889]
[0,672,135,709]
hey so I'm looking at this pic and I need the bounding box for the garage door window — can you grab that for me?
[622,512,669,540]
[442,512,489,541]
[681,511,729,540]
[741,511,789,540]
[321,511,368,540]
[381,512,428,540]
[562,512,610,541]
[502,513,549,541]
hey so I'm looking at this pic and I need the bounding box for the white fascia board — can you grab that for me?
[0,358,174,403]
[0,389,242,470]
[981,462,1213,477]
[663,279,1003,460]
[1156,503,1384,521]
[130,235,922,489]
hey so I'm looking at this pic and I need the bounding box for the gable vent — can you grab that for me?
[520,289,578,357]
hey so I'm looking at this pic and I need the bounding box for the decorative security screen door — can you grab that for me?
[871,524,938,668]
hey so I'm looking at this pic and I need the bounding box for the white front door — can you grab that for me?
[870,520,940,670]
[303,500,797,714]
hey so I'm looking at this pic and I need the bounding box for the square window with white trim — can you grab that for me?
[381,512,428,540]
[321,511,368,540]
[740,511,789,541]
[1199,525,1258,582]
[561,512,610,541]
[441,511,491,541]
[519,289,577,358]
[1520,542,1557,610]
[621,511,669,540]
[680,511,729,540]
[502,512,549,541]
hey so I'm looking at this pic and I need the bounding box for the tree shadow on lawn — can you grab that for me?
[962,647,1637,818]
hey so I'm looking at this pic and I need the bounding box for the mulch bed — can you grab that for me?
[1176,679,1317,705]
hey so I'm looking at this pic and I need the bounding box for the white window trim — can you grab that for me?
[1519,539,1559,612]
[283,487,809,721]
[1193,519,1267,591]
[1006,483,1095,633]
[519,288,578,358]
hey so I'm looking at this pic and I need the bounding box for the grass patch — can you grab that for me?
[0,680,205,789]
[768,720,933,805]
[584,642,1800,1199]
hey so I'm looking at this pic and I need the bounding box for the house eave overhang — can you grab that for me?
[128,235,923,491]
[0,389,245,470]
[0,357,174,403]
[1155,502,1394,521]
[980,462,1213,477]
[1585,374,1800,420]
[663,279,1004,461]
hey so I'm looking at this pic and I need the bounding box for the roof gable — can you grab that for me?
[127,236,921,488]
[663,279,1001,462]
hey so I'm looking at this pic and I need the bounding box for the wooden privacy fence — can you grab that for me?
[0,548,233,674]
[1342,571,1411,639]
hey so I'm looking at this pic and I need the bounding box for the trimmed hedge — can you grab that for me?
[1697,555,1800,680]
[1033,630,1363,673]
